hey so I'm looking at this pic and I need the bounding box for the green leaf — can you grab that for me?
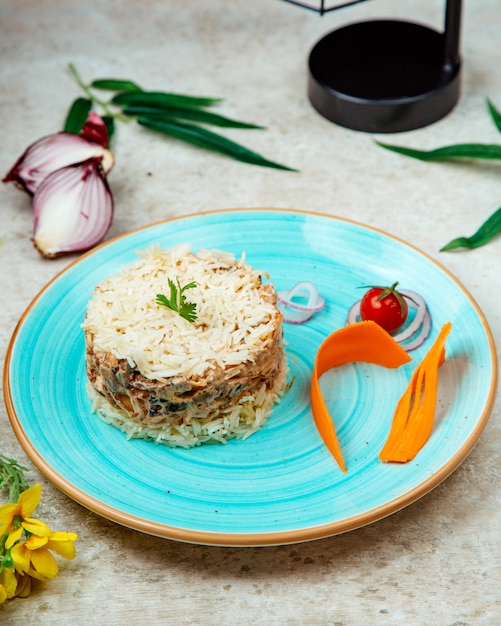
[112,91,222,109]
[63,97,92,133]
[156,278,197,323]
[156,293,174,310]
[0,454,30,503]
[440,206,501,251]
[91,78,142,92]
[137,116,297,171]
[487,98,501,133]
[122,105,263,129]
[102,115,115,143]
[376,141,501,161]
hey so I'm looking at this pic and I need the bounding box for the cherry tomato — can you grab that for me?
[360,282,408,333]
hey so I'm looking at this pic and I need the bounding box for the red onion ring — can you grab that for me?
[399,309,431,351]
[346,289,431,351]
[278,309,316,324]
[347,300,361,325]
[278,281,326,323]
[391,290,427,343]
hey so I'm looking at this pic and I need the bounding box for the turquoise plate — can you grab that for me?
[4,209,498,546]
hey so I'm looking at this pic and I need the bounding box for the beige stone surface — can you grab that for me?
[0,0,499,624]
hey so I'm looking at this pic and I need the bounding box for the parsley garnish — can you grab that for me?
[156,278,197,323]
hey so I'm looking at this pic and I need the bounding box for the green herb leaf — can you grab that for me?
[91,78,142,92]
[376,100,501,251]
[440,206,501,251]
[0,454,30,503]
[112,91,222,109]
[156,278,197,323]
[101,115,116,143]
[487,98,501,133]
[68,64,298,171]
[122,104,263,129]
[137,116,296,171]
[63,97,92,133]
[376,141,501,161]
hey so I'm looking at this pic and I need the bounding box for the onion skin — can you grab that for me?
[2,132,114,195]
[80,111,110,147]
[32,157,114,258]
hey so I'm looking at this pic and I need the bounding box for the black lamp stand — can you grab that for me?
[303,0,463,132]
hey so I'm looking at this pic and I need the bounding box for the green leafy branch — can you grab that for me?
[0,454,30,504]
[65,63,296,172]
[376,98,501,251]
[156,279,197,323]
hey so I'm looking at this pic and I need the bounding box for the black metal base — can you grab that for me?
[308,20,461,133]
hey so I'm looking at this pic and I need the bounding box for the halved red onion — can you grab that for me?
[346,289,431,351]
[32,157,114,258]
[3,132,115,195]
[277,281,326,323]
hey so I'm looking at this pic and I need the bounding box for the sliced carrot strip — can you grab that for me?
[311,320,412,472]
[379,322,452,463]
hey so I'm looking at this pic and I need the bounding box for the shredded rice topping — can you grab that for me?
[83,244,279,381]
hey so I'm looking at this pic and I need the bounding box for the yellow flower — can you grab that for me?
[13,572,32,598]
[0,484,48,539]
[0,569,34,603]
[0,567,17,604]
[10,530,78,581]
[0,479,78,599]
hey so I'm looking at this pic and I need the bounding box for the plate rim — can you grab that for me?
[3,208,499,546]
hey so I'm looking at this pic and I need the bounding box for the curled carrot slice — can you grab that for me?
[379,322,452,463]
[311,320,412,472]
